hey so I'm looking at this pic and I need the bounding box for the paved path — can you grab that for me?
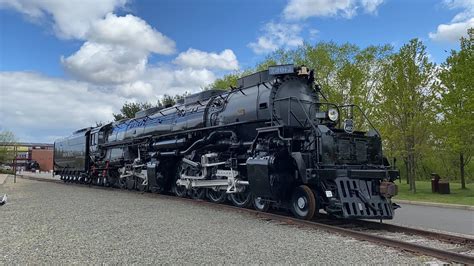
[389,203,474,235]
[0,174,7,185]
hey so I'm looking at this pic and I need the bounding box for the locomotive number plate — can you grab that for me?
[269,64,294,75]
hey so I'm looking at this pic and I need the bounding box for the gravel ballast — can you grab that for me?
[0,177,423,264]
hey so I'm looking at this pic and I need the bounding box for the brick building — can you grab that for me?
[1,142,54,171]
[31,148,53,171]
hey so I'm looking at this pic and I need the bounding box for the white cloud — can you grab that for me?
[143,66,216,95]
[0,0,126,39]
[249,0,384,54]
[283,0,384,20]
[61,42,148,84]
[284,0,355,19]
[447,0,474,22]
[116,81,154,99]
[309,28,319,40]
[0,72,125,142]
[248,22,304,54]
[429,18,474,42]
[61,13,176,85]
[111,66,216,100]
[87,13,176,55]
[1,2,178,85]
[360,0,384,14]
[0,1,238,142]
[173,49,239,70]
[429,0,474,42]
[0,68,218,142]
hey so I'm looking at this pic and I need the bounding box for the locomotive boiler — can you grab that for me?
[54,65,399,220]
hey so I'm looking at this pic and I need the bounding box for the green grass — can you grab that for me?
[394,180,474,206]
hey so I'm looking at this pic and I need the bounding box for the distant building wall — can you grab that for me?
[1,142,53,171]
[31,149,53,171]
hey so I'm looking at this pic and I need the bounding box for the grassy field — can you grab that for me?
[394,180,474,206]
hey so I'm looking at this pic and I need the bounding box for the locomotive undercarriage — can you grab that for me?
[68,128,257,206]
[176,156,249,194]
[169,130,254,205]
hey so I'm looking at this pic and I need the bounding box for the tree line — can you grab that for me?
[114,29,473,192]
[0,130,17,171]
[112,94,188,121]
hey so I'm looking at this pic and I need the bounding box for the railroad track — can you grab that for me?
[15,174,474,264]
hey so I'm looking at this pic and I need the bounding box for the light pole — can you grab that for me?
[13,145,17,183]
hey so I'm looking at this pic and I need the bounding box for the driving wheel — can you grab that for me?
[290,185,316,220]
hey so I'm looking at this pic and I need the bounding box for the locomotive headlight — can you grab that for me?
[327,108,339,122]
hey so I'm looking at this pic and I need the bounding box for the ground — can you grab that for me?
[0,176,423,264]
[389,203,474,235]
[395,180,473,206]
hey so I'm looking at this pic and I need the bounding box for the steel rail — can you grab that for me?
[15,174,474,264]
[350,219,474,247]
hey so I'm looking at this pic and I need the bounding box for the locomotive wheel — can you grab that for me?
[117,178,126,189]
[126,176,135,190]
[106,177,115,187]
[206,189,227,203]
[290,185,316,220]
[150,185,164,194]
[136,178,147,192]
[173,184,188,198]
[230,187,252,208]
[253,196,271,212]
[189,188,205,200]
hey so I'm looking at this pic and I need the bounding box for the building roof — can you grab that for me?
[0,142,53,147]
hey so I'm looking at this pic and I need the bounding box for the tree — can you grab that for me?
[0,130,17,164]
[333,44,393,130]
[376,39,437,192]
[206,70,253,91]
[207,73,240,90]
[255,42,392,131]
[112,93,190,121]
[437,28,474,189]
[113,102,153,121]
[160,94,176,107]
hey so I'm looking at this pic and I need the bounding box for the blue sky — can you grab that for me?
[0,0,473,142]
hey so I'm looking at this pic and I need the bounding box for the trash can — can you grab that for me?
[431,173,441,193]
[438,181,450,194]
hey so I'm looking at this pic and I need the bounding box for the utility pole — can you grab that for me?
[13,145,17,183]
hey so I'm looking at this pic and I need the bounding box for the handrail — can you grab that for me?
[272,97,379,136]
[337,104,380,136]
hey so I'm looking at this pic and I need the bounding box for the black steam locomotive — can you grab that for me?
[54,65,399,220]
